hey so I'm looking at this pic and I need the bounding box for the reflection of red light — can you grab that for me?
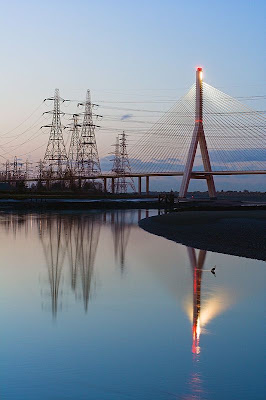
[192,324,200,355]
[195,119,202,123]
[192,265,201,355]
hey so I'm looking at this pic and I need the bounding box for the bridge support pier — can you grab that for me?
[111,177,115,194]
[138,177,142,195]
[146,176,150,195]
[103,177,107,192]
[206,176,216,198]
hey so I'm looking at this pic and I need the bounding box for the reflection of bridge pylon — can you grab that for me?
[187,247,207,355]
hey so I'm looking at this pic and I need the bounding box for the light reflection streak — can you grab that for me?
[185,247,232,355]
[182,247,233,399]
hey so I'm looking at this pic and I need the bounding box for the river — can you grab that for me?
[0,210,265,400]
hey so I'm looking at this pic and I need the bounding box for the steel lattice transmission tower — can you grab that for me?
[111,131,136,193]
[179,68,216,198]
[43,89,68,177]
[77,90,101,178]
[68,113,80,174]
[110,136,123,193]
[120,131,136,192]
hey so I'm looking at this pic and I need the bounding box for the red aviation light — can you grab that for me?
[197,67,203,81]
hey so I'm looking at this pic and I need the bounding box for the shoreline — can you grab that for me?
[139,210,266,261]
[0,196,265,211]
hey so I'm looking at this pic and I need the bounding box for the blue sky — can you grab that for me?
[0,0,265,190]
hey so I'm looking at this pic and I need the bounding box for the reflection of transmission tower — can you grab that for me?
[187,247,206,355]
[43,89,68,177]
[65,218,79,291]
[64,215,101,311]
[68,114,80,174]
[39,216,67,317]
[110,131,136,193]
[78,217,101,311]
[77,90,101,179]
[111,211,133,272]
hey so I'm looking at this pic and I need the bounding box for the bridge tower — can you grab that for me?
[179,68,216,198]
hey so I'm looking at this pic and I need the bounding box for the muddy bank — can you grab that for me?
[139,210,266,261]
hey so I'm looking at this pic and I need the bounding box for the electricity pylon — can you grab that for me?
[110,131,136,193]
[110,136,123,193]
[12,156,18,179]
[68,113,80,174]
[77,90,101,179]
[120,131,136,192]
[179,68,216,198]
[43,89,68,177]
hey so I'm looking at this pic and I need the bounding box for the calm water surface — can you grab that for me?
[0,210,265,400]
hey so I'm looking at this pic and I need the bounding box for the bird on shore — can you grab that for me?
[211,266,216,276]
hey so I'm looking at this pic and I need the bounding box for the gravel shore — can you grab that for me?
[139,210,266,261]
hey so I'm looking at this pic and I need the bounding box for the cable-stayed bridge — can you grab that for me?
[0,68,265,197]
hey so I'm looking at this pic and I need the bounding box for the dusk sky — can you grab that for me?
[0,0,265,190]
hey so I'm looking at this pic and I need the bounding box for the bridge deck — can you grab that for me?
[2,170,265,183]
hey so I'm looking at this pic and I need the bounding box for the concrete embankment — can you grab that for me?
[139,210,266,261]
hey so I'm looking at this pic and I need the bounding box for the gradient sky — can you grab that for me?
[0,0,265,190]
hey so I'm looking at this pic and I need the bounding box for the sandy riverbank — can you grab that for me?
[139,210,266,261]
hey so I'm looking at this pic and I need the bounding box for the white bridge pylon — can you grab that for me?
[179,68,216,198]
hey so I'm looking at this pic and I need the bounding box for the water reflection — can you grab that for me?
[0,211,264,400]
[38,216,67,316]
[0,212,136,315]
[187,247,206,356]
[0,211,249,327]
[111,211,133,272]
[38,214,102,315]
